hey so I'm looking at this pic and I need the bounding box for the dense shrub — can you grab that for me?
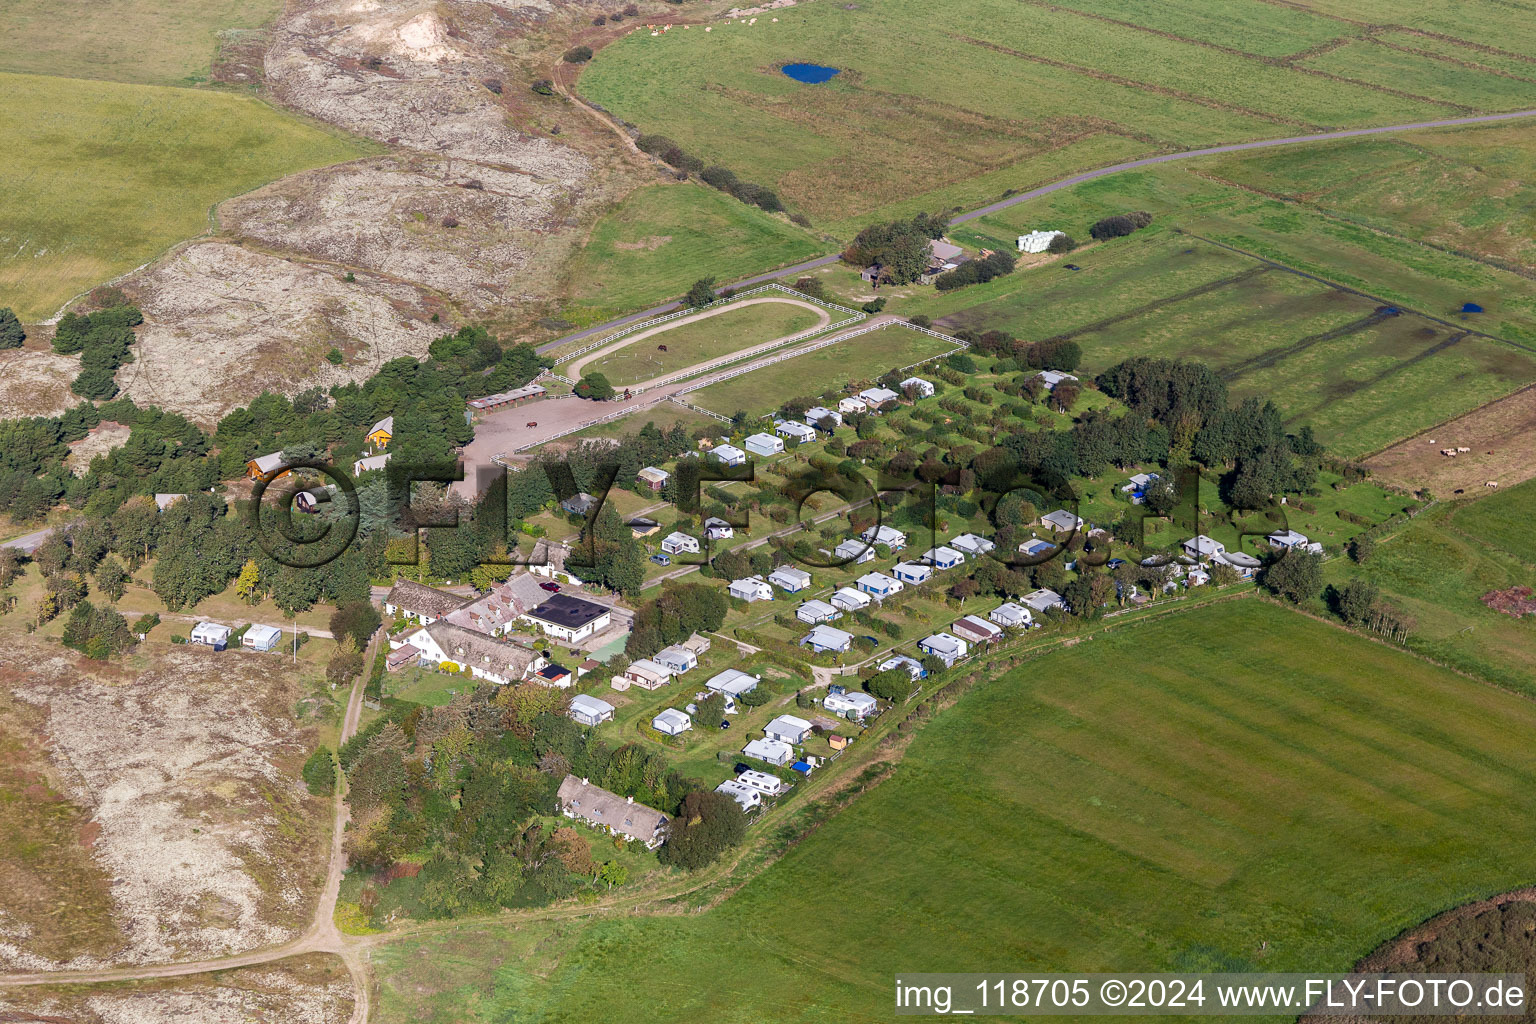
[1088,211,1152,240]
[934,250,1016,291]
[302,746,337,795]
[563,45,593,63]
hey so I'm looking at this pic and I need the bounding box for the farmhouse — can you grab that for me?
[892,561,933,585]
[153,493,188,511]
[707,668,760,697]
[711,443,747,467]
[838,396,869,415]
[801,624,853,653]
[384,579,467,624]
[189,622,232,649]
[557,775,667,849]
[637,466,670,491]
[824,689,878,720]
[859,386,901,409]
[728,576,774,602]
[899,376,935,398]
[856,572,904,598]
[797,599,841,624]
[561,493,598,517]
[919,632,968,666]
[652,708,692,736]
[353,453,391,476]
[1022,588,1067,615]
[1121,472,1161,493]
[522,594,612,643]
[1216,551,1262,578]
[614,658,672,691]
[1041,509,1084,533]
[1035,370,1078,391]
[743,738,794,767]
[568,693,615,727]
[445,574,551,637]
[744,432,784,457]
[765,714,813,745]
[366,415,394,450]
[775,421,818,444]
[704,516,736,540]
[715,779,763,811]
[467,382,545,410]
[242,624,282,652]
[989,602,1032,629]
[805,406,842,428]
[833,538,877,565]
[1183,535,1226,561]
[736,769,788,796]
[662,531,700,555]
[921,546,964,570]
[878,653,927,680]
[949,533,995,557]
[768,566,813,593]
[406,621,543,685]
[653,645,698,675]
[952,615,1003,645]
[928,238,964,269]
[861,524,907,550]
[1017,229,1065,253]
[831,586,873,611]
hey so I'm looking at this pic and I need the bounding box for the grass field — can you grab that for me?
[690,325,958,417]
[578,0,1536,228]
[561,183,822,323]
[1448,475,1536,566]
[1324,505,1536,694]
[580,299,825,386]
[0,0,281,85]
[0,72,369,320]
[907,125,1536,457]
[371,600,1536,1022]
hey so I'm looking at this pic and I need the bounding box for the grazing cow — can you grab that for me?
[1456,446,1471,453]
[658,344,668,352]
[1486,481,1500,489]
[1441,448,1457,456]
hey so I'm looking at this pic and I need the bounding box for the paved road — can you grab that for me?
[0,526,54,554]
[951,109,1536,224]
[539,108,1536,357]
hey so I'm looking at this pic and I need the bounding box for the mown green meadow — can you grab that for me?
[0,0,281,85]
[578,0,1535,228]
[0,72,369,319]
[370,600,1536,1023]
[560,183,822,324]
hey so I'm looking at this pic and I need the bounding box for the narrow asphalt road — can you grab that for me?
[538,108,1536,356]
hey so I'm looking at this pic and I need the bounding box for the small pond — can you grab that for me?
[781,63,841,83]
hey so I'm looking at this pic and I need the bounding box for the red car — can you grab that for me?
[539,581,561,593]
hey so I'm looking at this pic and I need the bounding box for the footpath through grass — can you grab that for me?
[371,600,1536,1023]
[0,72,369,320]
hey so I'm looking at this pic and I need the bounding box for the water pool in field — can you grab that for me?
[781,63,840,83]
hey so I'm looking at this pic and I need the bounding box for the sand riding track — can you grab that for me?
[563,295,832,386]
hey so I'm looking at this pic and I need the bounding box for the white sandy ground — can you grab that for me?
[1,966,354,1024]
[0,648,321,970]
